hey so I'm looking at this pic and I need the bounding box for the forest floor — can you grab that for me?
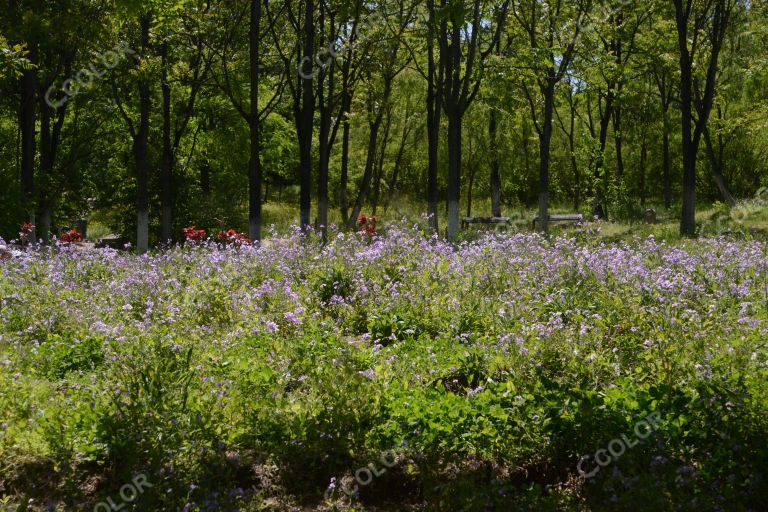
[1,206,767,511]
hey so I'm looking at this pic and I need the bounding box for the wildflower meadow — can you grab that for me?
[1,221,767,511]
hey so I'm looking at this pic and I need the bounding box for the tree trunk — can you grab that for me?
[20,43,37,243]
[662,113,672,209]
[489,109,501,217]
[594,86,613,219]
[315,9,333,237]
[446,112,462,239]
[425,0,441,232]
[372,108,392,215]
[135,14,151,254]
[348,116,383,228]
[568,101,579,210]
[298,0,315,230]
[537,81,555,233]
[39,93,52,243]
[200,161,211,197]
[613,102,624,178]
[388,104,412,208]
[703,125,736,207]
[674,2,696,236]
[466,164,475,218]
[336,11,360,224]
[339,91,352,222]
[248,0,263,241]
[160,43,174,243]
[521,117,531,206]
[639,134,647,207]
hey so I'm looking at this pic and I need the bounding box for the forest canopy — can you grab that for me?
[1,0,767,248]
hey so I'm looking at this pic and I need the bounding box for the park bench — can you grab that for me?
[531,213,584,230]
[461,217,511,229]
[96,235,127,249]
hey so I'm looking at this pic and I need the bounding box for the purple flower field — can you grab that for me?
[1,225,767,510]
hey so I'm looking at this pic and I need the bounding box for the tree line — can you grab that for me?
[1,0,766,251]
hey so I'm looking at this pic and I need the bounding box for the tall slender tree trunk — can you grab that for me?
[446,112,462,239]
[703,126,736,207]
[521,117,531,205]
[426,0,441,232]
[160,43,174,243]
[466,163,476,217]
[372,108,392,215]
[337,10,359,223]
[348,115,383,228]
[613,102,624,178]
[200,160,211,197]
[594,86,613,219]
[20,43,37,243]
[489,109,502,217]
[316,10,335,238]
[39,94,51,243]
[640,134,647,206]
[537,82,555,233]
[662,112,672,209]
[298,0,315,230]
[248,0,263,241]
[675,0,731,235]
[135,14,152,254]
[675,3,696,236]
[387,107,411,207]
[568,104,579,210]
[339,91,352,222]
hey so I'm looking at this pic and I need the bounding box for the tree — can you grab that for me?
[347,0,416,228]
[511,0,589,232]
[434,0,509,239]
[673,0,735,235]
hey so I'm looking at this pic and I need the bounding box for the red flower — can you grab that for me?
[183,226,207,242]
[217,228,251,246]
[357,213,378,240]
[59,229,82,244]
[19,223,35,243]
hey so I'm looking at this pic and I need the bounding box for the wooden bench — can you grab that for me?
[461,217,511,229]
[96,235,127,249]
[532,213,584,230]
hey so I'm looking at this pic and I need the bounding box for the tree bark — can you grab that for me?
[160,43,174,243]
[662,113,672,209]
[248,0,263,241]
[339,84,352,222]
[348,111,384,229]
[20,43,37,243]
[39,93,51,243]
[703,125,736,207]
[674,0,731,235]
[372,107,392,214]
[38,82,65,244]
[316,8,335,238]
[425,0,441,232]
[639,133,647,207]
[489,109,502,217]
[387,110,411,207]
[135,14,152,254]
[537,81,555,233]
[613,99,624,178]
[298,0,315,230]
[446,111,461,238]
